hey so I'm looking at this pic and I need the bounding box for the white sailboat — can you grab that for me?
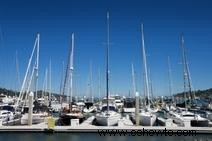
[96,97,121,126]
[169,109,208,127]
[168,35,209,127]
[95,12,121,126]
[138,23,156,126]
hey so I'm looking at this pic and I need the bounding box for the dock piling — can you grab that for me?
[135,92,140,126]
[28,91,33,126]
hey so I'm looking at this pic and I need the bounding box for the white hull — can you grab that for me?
[96,111,121,126]
[170,111,209,127]
[139,112,156,126]
[51,103,62,112]
[0,110,14,122]
[123,108,135,113]
[21,113,45,125]
[140,115,156,126]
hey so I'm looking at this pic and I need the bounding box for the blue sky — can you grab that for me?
[0,0,212,97]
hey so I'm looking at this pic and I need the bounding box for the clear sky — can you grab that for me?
[0,0,212,97]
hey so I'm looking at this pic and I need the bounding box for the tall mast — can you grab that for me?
[181,34,188,109]
[70,33,74,106]
[148,68,154,98]
[49,59,51,104]
[89,60,93,102]
[15,33,39,109]
[168,56,174,103]
[35,33,40,100]
[42,67,48,99]
[59,61,64,104]
[181,34,192,108]
[186,63,195,99]
[106,12,110,113]
[15,51,21,94]
[131,63,136,97]
[141,23,150,108]
[98,68,101,101]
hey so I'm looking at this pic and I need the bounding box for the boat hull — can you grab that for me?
[96,111,121,126]
[139,113,156,126]
[21,113,45,125]
[58,113,84,126]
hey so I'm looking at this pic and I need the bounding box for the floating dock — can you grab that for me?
[0,118,212,134]
[0,124,212,134]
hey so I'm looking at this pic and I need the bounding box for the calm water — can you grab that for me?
[0,133,212,141]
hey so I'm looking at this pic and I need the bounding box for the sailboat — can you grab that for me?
[123,64,136,113]
[83,61,97,113]
[13,33,49,125]
[168,35,209,127]
[137,23,156,126]
[59,33,84,125]
[95,12,121,126]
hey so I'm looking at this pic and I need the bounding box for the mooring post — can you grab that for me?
[28,91,33,126]
[135,91,140,126]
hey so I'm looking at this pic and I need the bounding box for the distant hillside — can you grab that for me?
[175,88,212,98]
[0,87,60,98]
[0,88,18,96]
[1,87,212,99]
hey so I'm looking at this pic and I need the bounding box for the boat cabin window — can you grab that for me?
[183,115,195,117]
[102,106,116,112]
[2,112,10,115]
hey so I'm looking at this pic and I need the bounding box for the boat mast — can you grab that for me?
[98,68,101,102]
[42,67,48,99]
[62,33,75,108]
[15,51,21,97]
[186,63,196,99]
[141,23,150,109]
[106,12,110,114]
[181,34,189,109]
[168,56,174,104]
[15,33,39,109]
[35,33,40,100]
[181,34,193,108]
[89,60,93,103]
[59,61,64,104]
[131,63,136,97]
[49,59,52,105]
[69,33,74,108]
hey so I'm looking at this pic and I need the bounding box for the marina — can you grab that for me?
[0,0,212,141]
[0,13,212,134]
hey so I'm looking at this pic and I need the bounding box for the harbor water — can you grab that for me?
[0,133,212,141]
